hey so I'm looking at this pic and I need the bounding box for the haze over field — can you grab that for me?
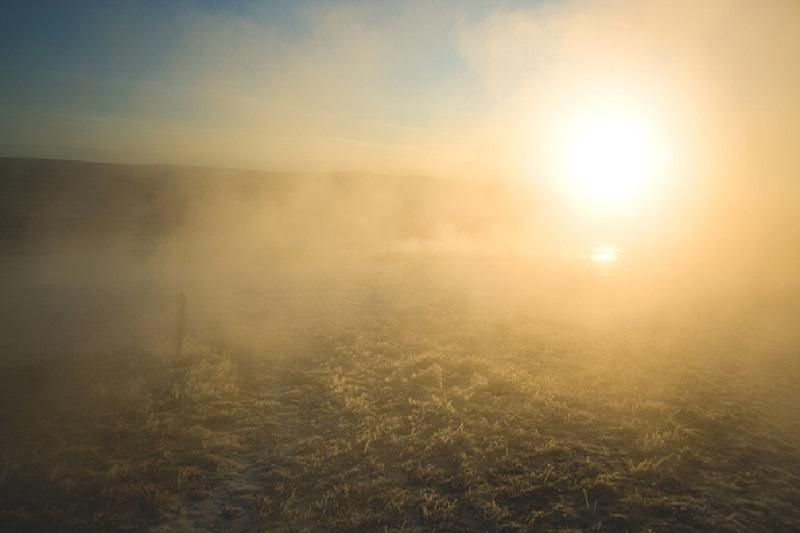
[2,1,800,531]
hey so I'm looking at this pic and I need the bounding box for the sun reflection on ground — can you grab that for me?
[590,245,618,264]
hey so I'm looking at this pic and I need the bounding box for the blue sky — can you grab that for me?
[1,0,797,179]
[0,0,520,117]
[0,0,515,169]
[2,1,300,124]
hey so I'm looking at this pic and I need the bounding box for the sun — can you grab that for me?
[554,104,667,215]
[590,244,618,264]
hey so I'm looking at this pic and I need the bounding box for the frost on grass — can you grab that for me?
[2,290,800,531]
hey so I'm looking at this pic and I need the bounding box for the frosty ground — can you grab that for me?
[1,256,799,532]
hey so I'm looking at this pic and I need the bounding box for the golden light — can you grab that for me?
[554,104,668,216]
[590,244,618,264]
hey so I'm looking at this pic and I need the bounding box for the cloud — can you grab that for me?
[454,0,800,274]
[458,0,800,179]
[5,0,799,189]
[142,1,486,176]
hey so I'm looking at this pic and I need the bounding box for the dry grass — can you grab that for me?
[2,278,800,532]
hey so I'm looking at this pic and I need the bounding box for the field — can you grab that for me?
[4,0,800,527]
[2,255,799,532]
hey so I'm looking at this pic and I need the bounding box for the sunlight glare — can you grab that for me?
[556,105,667,215]
[590,245,618,264]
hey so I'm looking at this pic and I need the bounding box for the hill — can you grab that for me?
[0,158,529,256]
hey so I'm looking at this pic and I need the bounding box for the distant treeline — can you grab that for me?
[0,158,528,255]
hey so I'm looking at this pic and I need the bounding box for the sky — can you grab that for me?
[1,0,799,181]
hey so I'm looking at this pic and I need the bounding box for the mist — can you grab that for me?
[2,1,800,531]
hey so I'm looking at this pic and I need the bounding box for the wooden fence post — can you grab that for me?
[176,291,186,357]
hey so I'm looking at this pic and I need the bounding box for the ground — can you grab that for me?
[1,257,799,532]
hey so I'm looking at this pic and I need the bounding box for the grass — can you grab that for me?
[1,268,800,531]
